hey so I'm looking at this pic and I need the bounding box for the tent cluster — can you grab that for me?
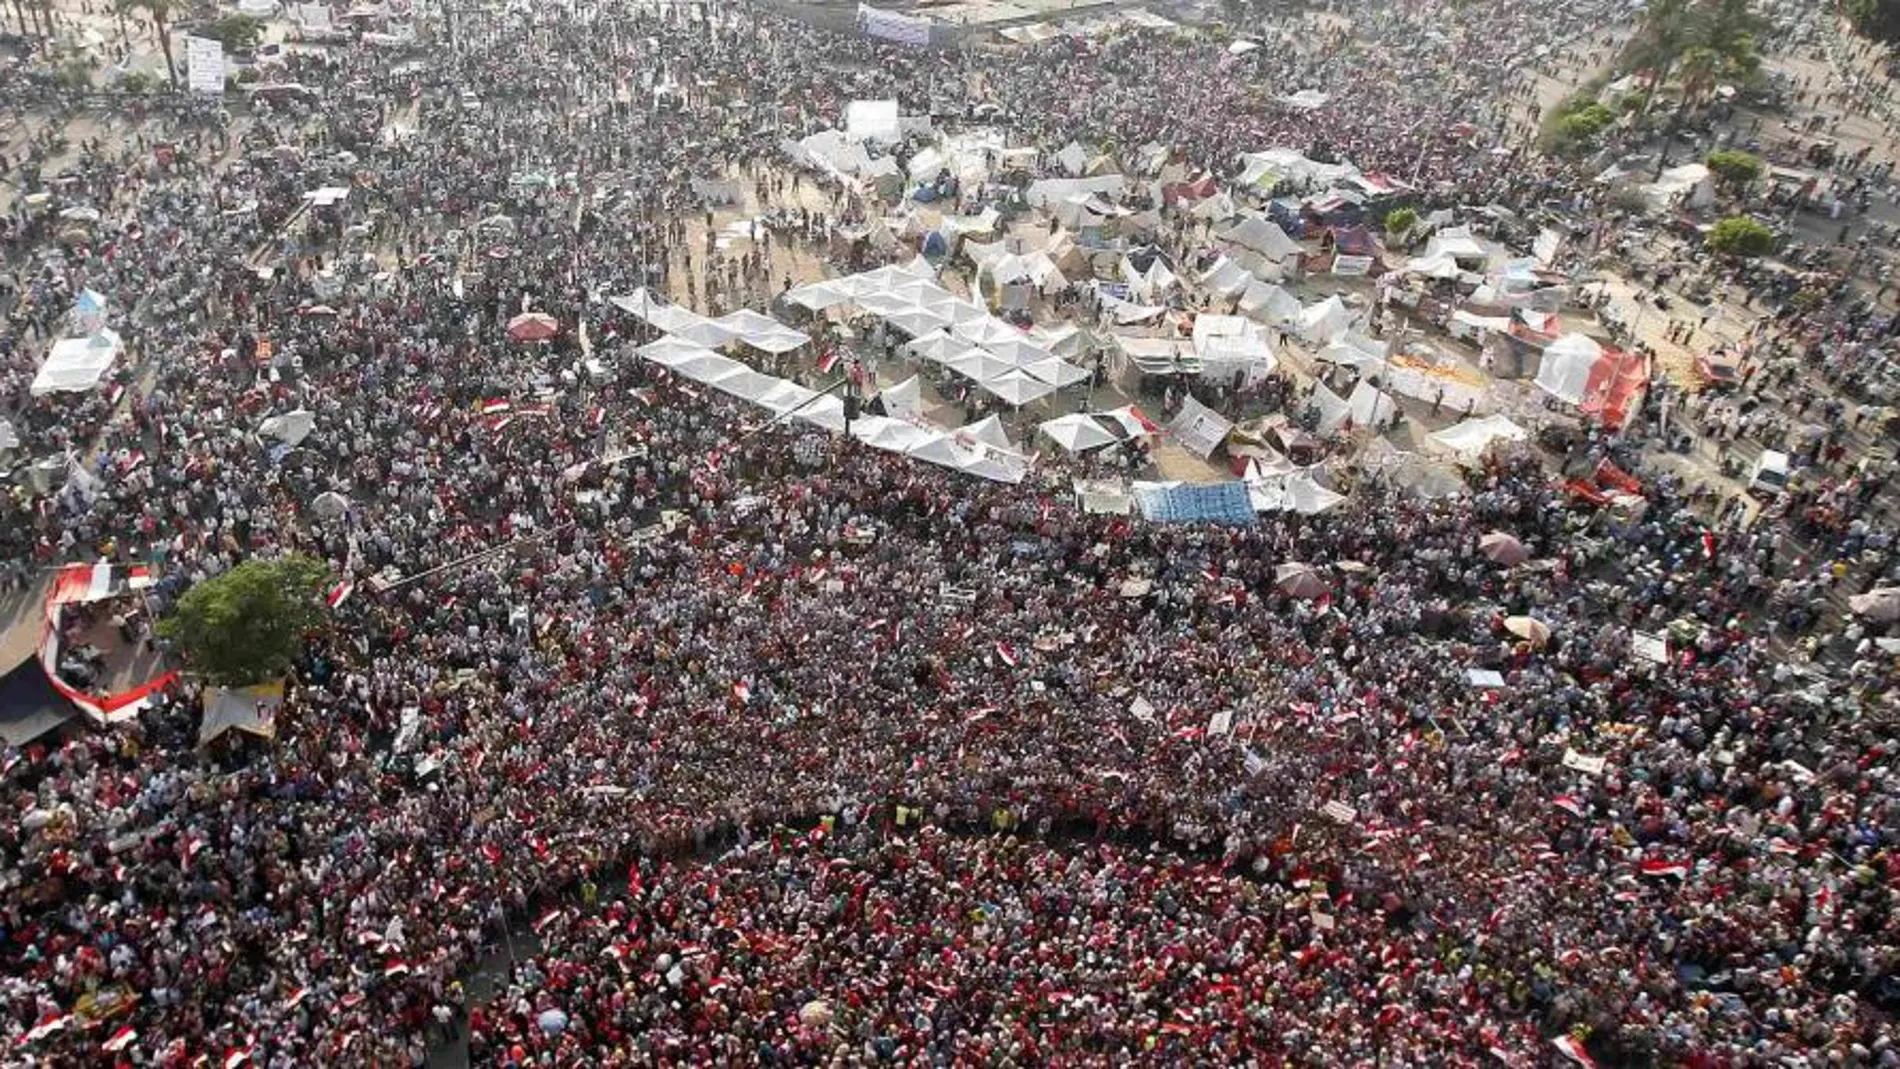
[789,262,1093,409]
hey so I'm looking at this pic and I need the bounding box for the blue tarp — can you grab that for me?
[1134,481,1256,525]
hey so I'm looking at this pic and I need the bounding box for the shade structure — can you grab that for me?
[636,336,722,367]
[943,348,1014,383]
[1274,562,1329,599]
[1503,615,1552,647]
[1478,531,1530,566]
[1039,413,1119,452]
[1019,357,1091,388]
[978,368,1058,407]
[506,311,560,342]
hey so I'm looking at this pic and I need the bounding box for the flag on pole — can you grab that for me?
[817,348,841,374]
[1552,795,1584,818]
[326,579,355,610]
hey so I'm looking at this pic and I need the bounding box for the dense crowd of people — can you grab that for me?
[2,0,1900,1065]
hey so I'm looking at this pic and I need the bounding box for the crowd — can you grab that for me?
[2,0,1899,1065]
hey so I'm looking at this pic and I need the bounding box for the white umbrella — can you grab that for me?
[1504,616,1552,647]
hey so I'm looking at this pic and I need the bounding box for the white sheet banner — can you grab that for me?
[184,35,224,94]
[1167,395,1233,459]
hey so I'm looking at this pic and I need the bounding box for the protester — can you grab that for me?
[2,0,1900,1065]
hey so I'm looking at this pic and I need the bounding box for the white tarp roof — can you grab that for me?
[1535,334,1604,404]
[32,329,122,396]
[845,99,901,142]
[1426,225,1487,261]
[1296,297,1351,345]
[958,414,1015,452]
[1025,175,1126,210]
[713,309,811,354]
[1237,148,1358,190]
[979,368,1059,406]
[1217,215,1301,261]
[882,375,923,420]
[1040,413,1121,452]
[1201,256,1251,297]
[1238,279,1301,325]
[1429,414,1529,458]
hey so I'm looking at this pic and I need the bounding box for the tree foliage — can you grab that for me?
[1544,96,1619,154]
[200,13,263,53]
[157,556,333,685]
[1704,149,1763,191]
[1383,207,1419,236]
[1705,216,1775,258]
[1624,0,1764,112]
[1849,0,1900,45]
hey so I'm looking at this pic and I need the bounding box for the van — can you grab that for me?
[1749,449,1791,496]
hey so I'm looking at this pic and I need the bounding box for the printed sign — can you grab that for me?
[184,35,225,94]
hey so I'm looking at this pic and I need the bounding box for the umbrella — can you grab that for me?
[1274,562,1329,599]
[1503,616,1552,647]
[1478,531,1530,567]
[536,1008,568,1035]
[507,312,560,342]
[58,206,102,223]
[301,304,339,316]
[310,491,351,519]
[798,1000,833,1028]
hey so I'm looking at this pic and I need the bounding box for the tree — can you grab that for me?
[112,0,137,51]
[1849,0,1900,45]
[1704,216,1775,258]
[1383,207,1419,238]
[135,0,178,88]
[1542,97,1619,155]
[1704,148,1763,192]
[157,556,334,685]
[201,13,263,53]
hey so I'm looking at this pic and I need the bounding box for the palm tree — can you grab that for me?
[112,0,138,54]
[8,0,30,36]
[1626,0,1695,116]
[135,0,178,88]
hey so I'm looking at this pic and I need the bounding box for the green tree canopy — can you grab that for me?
[1705,216,1775,258]
[200,13,263,52]
[1704,148,1763,190]
[1383,207,1419,236]
[157,556,333,685]
[1850,0,1900,44]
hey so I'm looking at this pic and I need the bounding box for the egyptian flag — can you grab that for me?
[20,1015,70,1043]
[731,680,752,704]
[383,960,410,978]
[1551,1035,1596,1067]
[1552,795,1585,818]
[283,987,309,1011]
[995,641,1018,668]
[1702,530,1716,560]
[1638,858,1689,880]
[816,348,841,374]
[101,1026,137,1053]
[591,406,606,430]
[481,399,512,415]
[223,1047,253,1069]
[326,578,355,610]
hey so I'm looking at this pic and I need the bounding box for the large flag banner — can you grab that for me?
[185,35,225,94]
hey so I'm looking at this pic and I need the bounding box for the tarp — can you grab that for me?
[199,679,286,747]
[882,375,923,420]
[1347,380,1397,428]
[958,414,1015,452]
[1296,297,1351,345]
[1133,481,1256,525]
[0,655,76,748]
[258,409,316,447]
[32,329,122,396]
[1238,279,1301,325]
[1425,225,1487,262]
[713,309,811,354]
[1535,334,1604,404]
[1217,215,1301,261]
[1040,413,1121,452]
[845,100,900,143]
[1168,395,1233,458]
[1429,414,1528,458]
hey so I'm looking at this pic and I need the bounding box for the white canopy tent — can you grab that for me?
[31,329,122,396]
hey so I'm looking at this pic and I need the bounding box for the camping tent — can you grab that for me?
[1429,414,1529,459]
[1217,215,1302,262]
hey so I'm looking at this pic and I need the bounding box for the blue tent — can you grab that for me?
[920,229,951,260]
